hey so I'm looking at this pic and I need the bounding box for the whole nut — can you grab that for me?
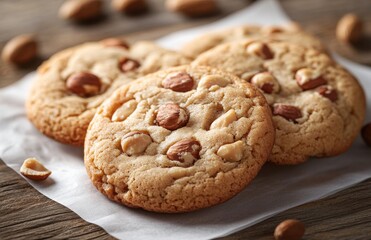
[217,141,244,162]
[198,75,229,89]
[101,38,129,49]
[210,109,237,129]
[20,158,52,181]
[112,99,137,121]
[66,72,102,97]
[2,34,37,65]
[162,72,194,92]
[156,103,188,130]
[274,219,305,240]
[121,131,152,155]
[167,139,201,163]
[246,42,274,60]
[112,0,147,14]
[119,57,140,72]
[59,0,103,21]
[361,123,371,147]
[166,0,217,17]
[251,72,280,94]
[295,68,326,90]
[336,13,363,44]
[273,104,302,121]
[316,85,338,102]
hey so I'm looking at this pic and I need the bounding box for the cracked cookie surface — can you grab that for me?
[84,65,275,212]
[192,40,365,164]
[26,40,191,146]
[181,24,325,58]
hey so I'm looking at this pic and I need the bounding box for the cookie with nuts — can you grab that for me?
[84,65,275,212]
[192,40,366,164]
[26,40,191,146]
[180,24,326,58]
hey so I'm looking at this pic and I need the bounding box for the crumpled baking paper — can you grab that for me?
[0,0,370,239]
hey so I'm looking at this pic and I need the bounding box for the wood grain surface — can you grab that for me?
[1,0,371,239]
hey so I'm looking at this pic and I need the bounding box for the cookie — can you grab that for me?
[26,40,191,146]
[192,40,366,164]
[181,24,325,58]
[84,65,275,212]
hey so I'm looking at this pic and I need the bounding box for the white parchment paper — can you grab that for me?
[0,0,370,239]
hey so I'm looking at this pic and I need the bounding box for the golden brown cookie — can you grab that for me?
[84,65,275,212]
[192,40,366,164]
[181,24,325,58]
[26,40,191,146]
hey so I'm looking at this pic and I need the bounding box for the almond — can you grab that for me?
[166,0,217,17]
[273,104,302,121]
[162,72,194,92]
[246,42,274,60]
[210,109,237,129]
[2,34,37,65]
[295,68,326,90]
[112,0,147,14]
[167,139,201,163]
[217,141,244,162]
[155,103,188,130]
[20,158,51,181]
[59,0,103,21]
[121,131,152,155]
[119,57,140,72]
[112,100,137,121]
[198,75,229,89]
[274,219,305,240]
[316,85,338,102]
[251,72,280,94]
[336,13,363,44]
[66,72,102,97]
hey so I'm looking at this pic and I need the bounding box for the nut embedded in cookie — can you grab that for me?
[119,57,141,72]
[295,68,326,90]
[217,141,244,162]
[273,104,302,122]
[210,109,237,129]
[316,85,338,102]
[155,103,189,130]
[112,99,138,122]
[198,75,229,89]
[166,139,201,163]
[121,131,152,155]
[246,42,274,60]
[66,72,102,97]
[162,72,194,92]
[251,72,280,94]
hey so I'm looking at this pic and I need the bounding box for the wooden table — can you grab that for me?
[1,0,371,239]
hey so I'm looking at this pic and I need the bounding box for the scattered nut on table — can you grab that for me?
[336,13,363,44]
[165,0,217,17]
[1,34,37,65]
[20,158,52,181]
[112,0,147,14]
[361,123,371,147]
[59,0,103,22]
[274,219,305,240]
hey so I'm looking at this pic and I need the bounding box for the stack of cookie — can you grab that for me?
[26,23,366,213]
